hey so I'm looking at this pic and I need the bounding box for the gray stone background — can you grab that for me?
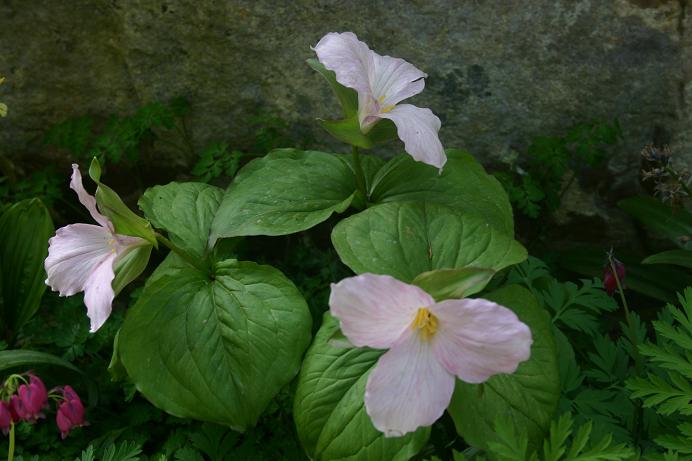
[1,0,690,243]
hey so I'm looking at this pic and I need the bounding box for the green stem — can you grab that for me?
[608,254,644,446]
[155,233,209,275]
[7,422,14,461]
[351,146,368,205]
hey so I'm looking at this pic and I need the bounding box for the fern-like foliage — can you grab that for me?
[627,287,692,455]
[74,441,142,461]
[481,413,634,461]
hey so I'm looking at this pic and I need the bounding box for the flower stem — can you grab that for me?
[155,233,209,275]
[7,422,14,461]
[351,146,368,206]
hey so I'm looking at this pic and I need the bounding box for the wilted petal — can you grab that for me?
[45,224,118,298]
[314,32,373,98]
[365,329,455,436]
[430,298,532,384]
[329,274,434,349]
[378,104,446,169]
[70,164,111,229]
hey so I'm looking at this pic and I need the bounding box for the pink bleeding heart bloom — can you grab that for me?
[45,164,148,333]
[13,374,48,422]
[56,386,87,439]
[329,273,532,437]
[314,32,446,170]
[0,399,17,435]
[603,257,626,296]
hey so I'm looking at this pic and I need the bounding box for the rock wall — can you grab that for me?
[1,0,689,241]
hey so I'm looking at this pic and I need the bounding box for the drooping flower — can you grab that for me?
[12,374,48,422]
[314,32,446,169]
[45,165,149,332]
[0,400,16,435]
[329,273,532,437]
[603,255,626,296]
[55,386,87,439]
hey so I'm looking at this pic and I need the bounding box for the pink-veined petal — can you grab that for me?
[365,329,455,437]
[313,32,373,98]
[45,224,118,297]
[370,52,426,108]
[83,251,117,332]
[70,164,111,229]
[430,298,532,384]
[378,104,446,170]
[329,274,434,349]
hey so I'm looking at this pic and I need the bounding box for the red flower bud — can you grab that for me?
[0,400,17,436]
[56,386,87,439]
[13,374,48,423]
[603,257,626,296]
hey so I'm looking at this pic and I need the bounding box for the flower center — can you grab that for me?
[377,95,395,113]
[412,307,438,340]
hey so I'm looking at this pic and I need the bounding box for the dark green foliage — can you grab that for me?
[44,97,190,166]
[495,119,621,220]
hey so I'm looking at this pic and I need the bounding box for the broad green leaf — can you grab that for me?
[139,182,224,259]
[332,201,526,283]
[88,157,157,246]
[119,256,312,430]
[619,196,692,249]
[642,249,692,269]
[448,285,560,451]
[307,58,358,117]
[0,349,83,375]
[294,313,430,461]
[0,199,53,335]
[412,268,496,301]
[369,149,515,235]
[210,149,356,239]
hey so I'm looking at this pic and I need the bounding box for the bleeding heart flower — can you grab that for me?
[329,273,532,437]
[603,256,626,296]
[45,165,149,332]
[314,32,446,170]
[0,400,16,436]
[56,386,87,439]
[13,374,48,422]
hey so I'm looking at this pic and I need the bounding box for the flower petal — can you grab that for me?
[329,274,434,349]
[430,298,532,384]
[365,329,455,436]
[84,251,117,332]
[370,52,426,108]
[378,104,446,170]
[70,164,111,228]
[45,224,117,297]
[313,32,373,98]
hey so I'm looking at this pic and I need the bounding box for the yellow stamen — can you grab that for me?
[412,307,438,340]
[381,105,395,113]
[378,95,386,103]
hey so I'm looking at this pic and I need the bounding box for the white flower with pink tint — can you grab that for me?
[314,32,446,169]
[329,273,532,437]
[45,165,148,332]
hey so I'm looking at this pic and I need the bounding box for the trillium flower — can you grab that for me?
[45,165,148,333]
[329,273,532,437]
[314,32,446,169]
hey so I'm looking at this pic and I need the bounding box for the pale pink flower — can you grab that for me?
[45,165,148,332]
[329,273,532,437]
[314,32,446,169]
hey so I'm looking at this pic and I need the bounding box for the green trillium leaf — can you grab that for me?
[119,255,312,430]
[332,201,526,283]
[369,149,515,235]
[139,182,224,259]
[411,267,496,301]
[294,313,430,461]
[447,285,560,451]
[210,149,357,239]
